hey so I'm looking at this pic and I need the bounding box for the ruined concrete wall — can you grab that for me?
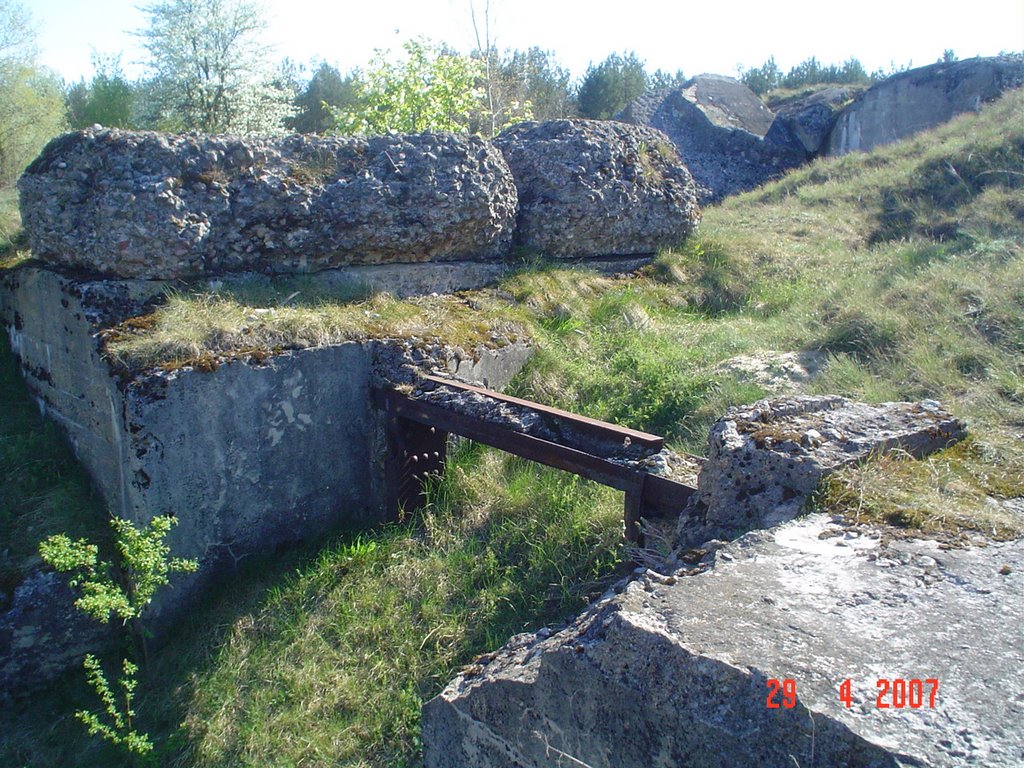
[827,55,1024,155]
[0,265,531,692]
[492,120,700,257]
[18,124,702,280]
[18,130,520,279]
[0,266,533,595]
[0,267,157,506]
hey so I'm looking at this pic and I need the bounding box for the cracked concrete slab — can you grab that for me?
[423,514,1024,767]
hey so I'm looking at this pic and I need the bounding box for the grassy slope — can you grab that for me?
[1,90,1022,766]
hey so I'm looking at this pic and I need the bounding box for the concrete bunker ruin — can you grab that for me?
[2,117,992,765]
[2,120,701,693]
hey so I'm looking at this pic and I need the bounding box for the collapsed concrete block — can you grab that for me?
[0,571,118,704]
[18,129,519,279]
[827,55,1024,156]
[764,86,860,157]
[616,75,802,202]
[423,514,1024,767]
[680,395,966,542]
[493,119,701,257]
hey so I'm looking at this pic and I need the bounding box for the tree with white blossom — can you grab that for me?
[136,0,293,134]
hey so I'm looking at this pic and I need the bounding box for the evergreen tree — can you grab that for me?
[288,62,357,134]
[576,52,648,119]
[500,47,574,121]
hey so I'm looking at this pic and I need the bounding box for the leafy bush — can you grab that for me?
[40,516,198,756]
[333,39,486,135]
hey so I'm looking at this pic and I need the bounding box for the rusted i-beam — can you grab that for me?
[373,379,696,543]
[419,374,665,452]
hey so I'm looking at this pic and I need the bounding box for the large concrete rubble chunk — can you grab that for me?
[616,75,801,202]
[827,55,1024,155]
[493,119,700,258]
[764,86,861,158]
[423,514,1024,767]
[681,395,966,541]
[18,129,519,279]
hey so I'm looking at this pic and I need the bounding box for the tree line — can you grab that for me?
[0,0,668,186]
[1,0,949,189]
[737,50,959,96]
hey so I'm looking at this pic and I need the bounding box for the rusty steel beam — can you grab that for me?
[382,390,642,491]
[374,383,698,544]
[420,374,665,452]
[641,473,697,516]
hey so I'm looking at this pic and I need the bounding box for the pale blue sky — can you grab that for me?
[28,0,1024,85]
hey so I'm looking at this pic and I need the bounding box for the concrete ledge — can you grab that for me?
[424,514,1024,767]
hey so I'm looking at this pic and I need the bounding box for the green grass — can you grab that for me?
[2,89,1023,766]
[101,281,528,373]
[0,335,109,597]
[0,186,29,269]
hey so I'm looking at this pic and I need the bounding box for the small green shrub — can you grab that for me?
[40,516,198,757]
[40,516,197,625]
[77,655,151,756]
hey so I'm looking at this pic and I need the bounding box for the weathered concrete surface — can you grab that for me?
[493,119,701,257]
[0,571,118,704]
[18,129,519,278]
[678,396,966,545]
[765,86,860,157]
[1,266,160,508]
[617,75,801,202]
[827,55,1024,155]
[423,514,1024,767]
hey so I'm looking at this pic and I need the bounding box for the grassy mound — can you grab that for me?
[1,89,1021,766]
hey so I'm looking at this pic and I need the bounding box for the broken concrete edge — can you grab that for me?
[675,395,969,549]
[423,513,1024,767]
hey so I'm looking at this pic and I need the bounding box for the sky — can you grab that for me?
[28,0,1024,85]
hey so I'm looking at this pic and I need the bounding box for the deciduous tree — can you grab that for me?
[136,0,293,133]
[0,0,65,185]
[66,54,135,129]
[0,0,34,62]
[333,39,483,135]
